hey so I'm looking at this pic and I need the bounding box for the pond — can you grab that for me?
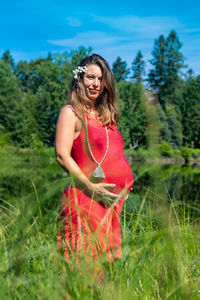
[127,162,200,221]
[0,148,199,221]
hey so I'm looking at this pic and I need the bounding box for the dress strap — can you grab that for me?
[62,104,82,119]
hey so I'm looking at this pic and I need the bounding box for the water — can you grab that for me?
[0,148,199,219]
[129,162,200,219]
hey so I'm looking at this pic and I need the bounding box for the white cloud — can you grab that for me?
[48,31,130,48]
[47,14,200,74]
[66,17,82,27]
[92,15,183,38]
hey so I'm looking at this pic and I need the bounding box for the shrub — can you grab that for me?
[181,147,192,163]
[191,148,200,159]
[161,141,173,157]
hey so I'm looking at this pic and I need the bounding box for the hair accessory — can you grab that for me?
[72,66,88,79]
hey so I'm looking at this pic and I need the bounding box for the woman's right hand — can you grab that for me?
[86,182,121,206]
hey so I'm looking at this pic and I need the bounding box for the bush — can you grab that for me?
[172,149,181,158]
[191,148,200,159]
[0,125,12,147]
[161,141,173,157]
[181,147,192,163]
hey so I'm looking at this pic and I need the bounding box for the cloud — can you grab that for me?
[47,14,200,74]
[92,15,183,38]
[66,17,82,27]
[48,31,130,48]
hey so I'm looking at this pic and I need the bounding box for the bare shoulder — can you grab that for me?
[60,105,77,118]
[57,106,78,126]
[57,105,82,134]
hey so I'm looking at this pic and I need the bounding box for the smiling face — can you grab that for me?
[83,64,105,103]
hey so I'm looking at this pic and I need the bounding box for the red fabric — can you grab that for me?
[58,109,133,261]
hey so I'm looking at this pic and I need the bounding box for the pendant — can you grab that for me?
[91,166,105,180]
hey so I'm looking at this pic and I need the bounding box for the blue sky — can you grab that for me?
[1,0,200,74]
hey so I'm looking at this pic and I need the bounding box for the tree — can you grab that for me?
[148,30,185,108]
[1,49,15,70]
[0,60,20,133]
[148,34,168,102]
[180,76,200,148]
[166,105,182,148]
[70,46,93,69]
[164,30,186,104]
[131,51,146,83]
[112,57,130,82]
[117,81,146,149]
[157,103,171,144]
[0,60,38,146]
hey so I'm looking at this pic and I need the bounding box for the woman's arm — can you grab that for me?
[55,106,119,201]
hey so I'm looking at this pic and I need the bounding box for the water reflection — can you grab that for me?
[132,163,199,201]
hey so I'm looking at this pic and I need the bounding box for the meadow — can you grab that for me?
[0,146,200,299]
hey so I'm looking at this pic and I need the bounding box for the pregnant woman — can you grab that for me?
[56,54,133,262]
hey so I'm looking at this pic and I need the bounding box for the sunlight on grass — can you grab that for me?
[0,143,200,299]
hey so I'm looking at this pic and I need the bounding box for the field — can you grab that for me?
[0,147,200,299]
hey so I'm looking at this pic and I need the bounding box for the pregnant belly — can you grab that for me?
[103,158,133,195]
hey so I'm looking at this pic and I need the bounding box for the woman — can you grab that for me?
[56,54,133,262]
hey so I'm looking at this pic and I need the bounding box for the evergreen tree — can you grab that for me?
[131,51,146,83]
[166,106,182,148]
[164,30,186,104]
[180,76,200,148]
[70,46,93,69]
[112,57,130,82]
[157,103,171,143]
[148,34,168,104]
[1,49,15,70]
[0,60,38,146]
[148,30,185,108]
[0,60,20,133]
[117,81,146,149]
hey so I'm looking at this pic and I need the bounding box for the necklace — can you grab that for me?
[84,115,109,180]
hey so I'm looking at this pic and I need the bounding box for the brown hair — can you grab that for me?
[68,54,119,126]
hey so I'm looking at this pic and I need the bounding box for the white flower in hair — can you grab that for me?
[72,65,88,79]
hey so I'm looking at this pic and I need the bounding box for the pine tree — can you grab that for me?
[148,34,168,101]
[180,76,200,148]
[131,51,146,83]
[70,46,93,69]
[148,31,185,109]
[117,81,146,149]
[2,49,15,70]
[157,103,171,143]
[166,106,182,148]
[112,57,130,82]
[164,30,186,104]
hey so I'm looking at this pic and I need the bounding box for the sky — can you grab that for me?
[1,0,200,75]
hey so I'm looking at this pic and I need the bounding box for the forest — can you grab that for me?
[0,29,200,158]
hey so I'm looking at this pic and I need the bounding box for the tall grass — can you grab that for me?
[0,146,200,299]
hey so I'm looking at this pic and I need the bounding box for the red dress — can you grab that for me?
[57,105,133,261]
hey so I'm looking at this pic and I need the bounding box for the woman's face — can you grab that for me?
[83,64,105,103]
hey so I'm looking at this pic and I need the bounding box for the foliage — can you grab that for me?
[148,30,185,109]
[131,51,146,83]
[165,105,182,149]
[112,56,130,82]
[180,147,192,163]
[160,141,173,157]
[2,49,15,70]
[179,76,200,148]
[191,148,200,158]
[117,81,146,149]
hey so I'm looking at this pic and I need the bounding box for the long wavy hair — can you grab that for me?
[68,54,119,126]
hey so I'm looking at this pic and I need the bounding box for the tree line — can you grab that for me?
[0,30,200,150]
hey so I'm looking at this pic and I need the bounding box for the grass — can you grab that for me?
[0,147,200,299]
